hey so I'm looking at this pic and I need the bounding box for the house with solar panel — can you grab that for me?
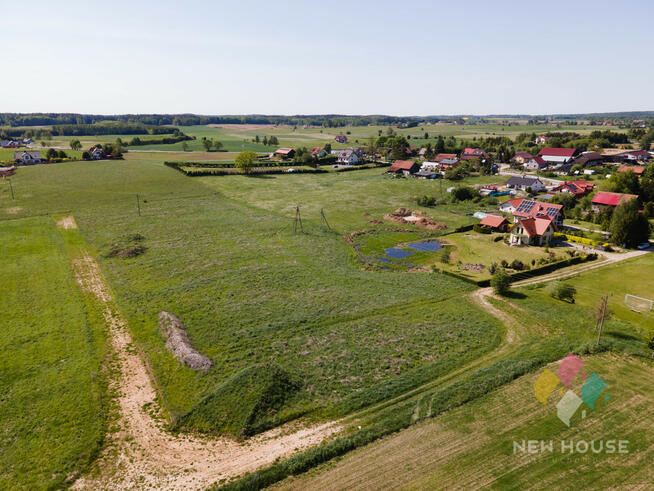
[510,199,564,228]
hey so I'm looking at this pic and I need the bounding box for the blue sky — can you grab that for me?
[2,0,653,115]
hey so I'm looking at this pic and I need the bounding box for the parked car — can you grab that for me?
[637,242,651,250]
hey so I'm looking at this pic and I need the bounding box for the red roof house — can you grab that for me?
[591,191,638,210]
[479,215,508,231]
[388,160,419,174]
[618,166,645,176]
[510,215,556,246]
[460,148,488,161]
[552,180,595,196]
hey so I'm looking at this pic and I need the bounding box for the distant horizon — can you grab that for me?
[2,110,654,119]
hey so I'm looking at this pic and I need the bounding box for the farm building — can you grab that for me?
[617,165,645,177]
[274,148,295,159]
[510,215,556,246]
[505,175,546,192]
[571,151,603,167]
[1,141,20,148]
[591,191,638,212]
[551,180,595,196]
[413,170,439,179]
[523,156,547,171]
[14,150,43,164]
[538,147,576,164]
[511,151,534,165]
[387,160,419,176]
[478,215,508,232]
[614,150,650,161]
[535,135,549,144]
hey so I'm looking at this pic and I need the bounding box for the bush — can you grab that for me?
[490,268,511,296]
[473,223,491,234]
[510,259,524,271]
[547,281,577,303]
[416,195,437,207]
[451,186,477,202]
[103,233,147,259]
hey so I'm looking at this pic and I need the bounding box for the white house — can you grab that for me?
[510,216,556,246]
[505,175,546,192]
[335,149,359,165]
[523,156,547,171]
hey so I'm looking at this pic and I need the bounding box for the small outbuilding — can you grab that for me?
[479,215,508,232]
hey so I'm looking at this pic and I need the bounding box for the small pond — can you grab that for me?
[384,247,414,259]
[407,240,443,252]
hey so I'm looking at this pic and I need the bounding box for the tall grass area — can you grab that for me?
[0,217,108,489]
[1,159,502,437]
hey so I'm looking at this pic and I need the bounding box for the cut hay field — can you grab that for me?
[0,217,108,489]
[273,353,654,490]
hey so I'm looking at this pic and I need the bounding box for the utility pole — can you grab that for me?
[293,206,303,234]
[596,295,608,346]
[320,208,331,231]
[136,194,141,216]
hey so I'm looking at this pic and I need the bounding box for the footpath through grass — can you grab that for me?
[0,217,108,489]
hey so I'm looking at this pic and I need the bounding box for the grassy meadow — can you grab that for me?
[1,123,651,488]
[1,158,506,436]
[0,217,108,489]
[273,353,654,490]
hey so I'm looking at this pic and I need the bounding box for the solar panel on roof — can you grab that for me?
[516,200,536,213]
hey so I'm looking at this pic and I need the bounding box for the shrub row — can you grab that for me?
[441,253,598,287]
[126,135,193,146]
[554,232,608,247]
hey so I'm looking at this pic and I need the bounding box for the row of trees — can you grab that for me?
[251,135,279,146]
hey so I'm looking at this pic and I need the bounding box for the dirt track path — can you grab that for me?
[70,255,340,490]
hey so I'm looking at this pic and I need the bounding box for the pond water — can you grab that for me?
[407,240,443,252]
[384,247,414,259]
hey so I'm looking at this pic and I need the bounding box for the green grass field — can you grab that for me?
[0,217,108,489]
[1,159,505,436]
[274,353,654,490]
[2,147,652,488]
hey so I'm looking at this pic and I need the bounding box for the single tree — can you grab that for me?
[181,141,189,151]
[609,199,650,248]
[548,281,577,303]
[213,140,223,151]
[70,139,82,150]
[235,150,257,174]
[491,267,511,296]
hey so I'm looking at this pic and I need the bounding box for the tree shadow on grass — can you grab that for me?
[504,290,527,299]
[248,174,276,179]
